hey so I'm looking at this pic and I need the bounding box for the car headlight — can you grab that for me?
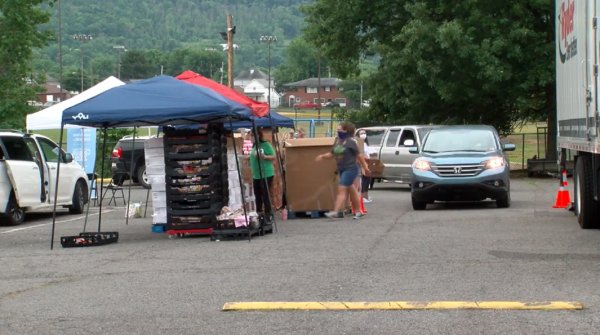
[413,159,431,171]
[485,157,504,169]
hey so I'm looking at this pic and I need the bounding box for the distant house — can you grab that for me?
[241,79,281,108]
[234,68,274,88]
[45,74,60,86]
[282,78,346,107]
[36,83,70,104]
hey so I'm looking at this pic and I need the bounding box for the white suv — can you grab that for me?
[0,130,90,225]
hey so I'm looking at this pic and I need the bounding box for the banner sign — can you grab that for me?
[66,128,97,198]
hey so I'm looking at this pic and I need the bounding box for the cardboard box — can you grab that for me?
[226,136,243,154]
[365,159,385,178]
[284,138,339,212]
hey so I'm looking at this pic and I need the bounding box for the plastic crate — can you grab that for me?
[60,232,119,248]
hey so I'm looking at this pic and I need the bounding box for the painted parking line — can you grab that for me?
[222,301,584,311]
[0,210,115,234]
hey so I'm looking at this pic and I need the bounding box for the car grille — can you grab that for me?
[432,164,485,177]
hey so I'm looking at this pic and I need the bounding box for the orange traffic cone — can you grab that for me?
[360,197,367,214]
[552,170,571,209]
[352,198,367,214]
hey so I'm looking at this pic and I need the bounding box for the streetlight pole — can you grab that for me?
[260,36,277,108]
[58,0,62,101]
[113,45,125,79]
[317,48,321,120]
[73,35,92,93]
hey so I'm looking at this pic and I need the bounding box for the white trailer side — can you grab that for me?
[556,0,600,228]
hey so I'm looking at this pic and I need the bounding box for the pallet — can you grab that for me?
[288,208,352,219]
[211,227,261,241]
[151,225,168,233]
[166,228,212,238]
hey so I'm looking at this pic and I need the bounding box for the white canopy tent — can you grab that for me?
[26,76,125,130]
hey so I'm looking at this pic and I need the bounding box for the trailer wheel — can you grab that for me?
[574,155,600,229]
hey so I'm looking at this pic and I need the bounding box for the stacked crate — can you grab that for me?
[162,125,228,232]
[144,138,167,225]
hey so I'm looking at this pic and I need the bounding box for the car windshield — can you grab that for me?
[422,129,497,153]
[362,129,386,146]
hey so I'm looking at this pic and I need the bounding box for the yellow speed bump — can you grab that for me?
[222,301,583,311]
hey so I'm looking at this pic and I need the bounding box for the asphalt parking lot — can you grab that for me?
[1,177,600,334]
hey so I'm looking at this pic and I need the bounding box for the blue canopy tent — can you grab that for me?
[49,75,263,249]
[156,110,295,132]
[62,75,253,128]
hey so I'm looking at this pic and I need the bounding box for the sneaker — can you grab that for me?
[363,198,372,204]
[325,211,344,219]
[353,212,365,219]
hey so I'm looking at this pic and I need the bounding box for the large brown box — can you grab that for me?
[284,138,340,212]
[365,159,385,178]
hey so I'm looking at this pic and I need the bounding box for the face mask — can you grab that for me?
[359,134,367,139]
[294,133,298,139]
[338,131,348,139]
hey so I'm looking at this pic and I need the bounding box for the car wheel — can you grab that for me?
[69,180,85,214]
[575,155,600,229]
[496,182,511,208]
[1,192,25,226]
[137,165,150,189]
[411,196,427,210]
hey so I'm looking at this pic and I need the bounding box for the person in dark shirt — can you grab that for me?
[316,122,370,219]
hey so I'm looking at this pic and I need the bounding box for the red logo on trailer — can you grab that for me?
[558,0,577,63]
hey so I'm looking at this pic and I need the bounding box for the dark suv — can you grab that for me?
[110,136,155,189]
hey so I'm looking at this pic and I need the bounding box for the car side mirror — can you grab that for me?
[503,144,516,152]
[64,153,74,163]
[408,147,419,154]
[403,139,415,147]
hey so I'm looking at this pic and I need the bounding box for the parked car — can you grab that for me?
[322,101,340,108]
[294,101,321,109]
[0,130,89,225]
[110,135,157,189]
[409,125,516,210]
[357,125,441,186]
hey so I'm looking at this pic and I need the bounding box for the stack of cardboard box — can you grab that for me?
[144,138,166,225]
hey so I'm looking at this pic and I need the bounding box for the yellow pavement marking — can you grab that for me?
[222,301,583,311]
[94,178,113,183]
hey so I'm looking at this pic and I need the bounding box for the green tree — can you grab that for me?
[0,0,55,128]
[120,49,153,80]
[274,36,330,92]
[91,57,117,80]
[301,0,556,158]
[62,67,91,92]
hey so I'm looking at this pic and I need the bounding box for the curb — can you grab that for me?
[222,301,584,311]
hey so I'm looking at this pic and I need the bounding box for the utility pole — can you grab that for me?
[227,14,234,88]
[317,48,321,120]
[160,65,164,75]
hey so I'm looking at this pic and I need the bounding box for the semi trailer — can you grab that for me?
[556,0,600,228]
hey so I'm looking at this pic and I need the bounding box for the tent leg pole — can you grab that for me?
[97,128,107,232]
[228,118,250,241]
[144,187,150,218]
[126,127,137,225]
[50,125,65,250]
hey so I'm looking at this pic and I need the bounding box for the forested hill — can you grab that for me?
[34,0,309,76]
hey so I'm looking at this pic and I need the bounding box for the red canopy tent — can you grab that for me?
[175,70,269,118]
